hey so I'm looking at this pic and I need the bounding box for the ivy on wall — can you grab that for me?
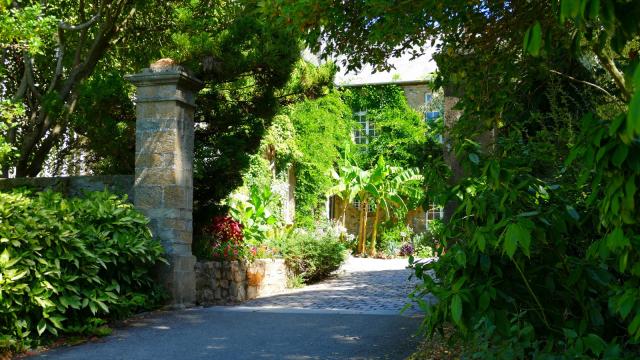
[288,91,353,224]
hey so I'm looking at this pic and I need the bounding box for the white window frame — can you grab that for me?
[353,110,376,145]
[425,202,444,228]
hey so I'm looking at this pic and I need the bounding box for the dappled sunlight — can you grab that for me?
[233,257,430,316]
[152,326,171,330]
[29,279,422,359]
[332,334,362,344]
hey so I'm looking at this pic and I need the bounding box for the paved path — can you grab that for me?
[29,257,424,360]
[242,257,421,314]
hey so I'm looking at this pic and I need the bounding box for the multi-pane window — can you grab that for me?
[424,93,441,121]
[353,111,375,144]
[353,198,376,213]
[424,93,443,143]
[425,203,444,227]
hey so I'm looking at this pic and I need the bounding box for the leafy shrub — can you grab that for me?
[282,228,347,283]
[378,222,413,256]
[0,190,165,350]
[410,113,640,358]
[411,234,434,258]
[228,184,281,245]
[411,220,443,258]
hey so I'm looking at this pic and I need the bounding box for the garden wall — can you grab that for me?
[195,259,289,305]
[0,175,134,200]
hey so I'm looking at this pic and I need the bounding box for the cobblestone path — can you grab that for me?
[240,257,423,315]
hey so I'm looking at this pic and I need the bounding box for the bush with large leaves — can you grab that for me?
[265,0,640,357]
[0,190,165,350]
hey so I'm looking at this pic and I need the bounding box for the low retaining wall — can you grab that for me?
[0,175,134,200]
[195,259,289,305]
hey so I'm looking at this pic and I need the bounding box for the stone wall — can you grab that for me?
[400,83,431,111]
[0,175,134,200]
[195,259,289,305]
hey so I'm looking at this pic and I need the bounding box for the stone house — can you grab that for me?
[327,79,444,236]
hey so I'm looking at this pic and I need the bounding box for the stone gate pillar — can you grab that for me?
[126,61,203,306]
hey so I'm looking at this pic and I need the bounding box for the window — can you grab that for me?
[353,199,375,213]
[425,203,444,227]
[424,93,444,144]
[424,93,440,121]
[353,111,375,144]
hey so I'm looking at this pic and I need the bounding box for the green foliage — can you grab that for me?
[342,85,428,169]
[0,101,22,167]
[70,70,136,174]
[288,90,353,221]
[378,223,413,257]
[328,153,423,256]
[366,107,428,169]
[193,59,335,224]
[281,227,347,283]
[272,0,640,357]
[0,190,165,350]
[0,4,57,55]
[228,185,282,246]
[341,85,408,113]
[286,274,305,289]
[365,156,424,256]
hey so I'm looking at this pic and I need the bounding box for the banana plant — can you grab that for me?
[366,156,424,256]
[327,151,373,254]
[327,155,360,229]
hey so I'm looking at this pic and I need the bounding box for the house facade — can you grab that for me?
[328,79,444,236]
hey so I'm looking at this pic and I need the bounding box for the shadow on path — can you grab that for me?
[29,258,428,359]
[243,269,422,315]
[30,309,422,360]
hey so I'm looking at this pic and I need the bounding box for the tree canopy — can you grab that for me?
[265,0,640,356]
[1,0,171,176]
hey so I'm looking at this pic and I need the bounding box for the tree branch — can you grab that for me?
[549,69,615,99]
[59,13,101,31]
[48,28,65,92]
[596,52,631,102]
[13,69,28,101]
[23,52,42,100]
[26,123,66,176]
[74,0,88,67]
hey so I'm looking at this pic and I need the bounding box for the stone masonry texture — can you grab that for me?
[126,63,203,307]
[195,259,289,305]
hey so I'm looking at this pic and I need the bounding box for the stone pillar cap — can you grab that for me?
[125,59,203,91]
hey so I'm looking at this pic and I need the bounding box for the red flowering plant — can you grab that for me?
[202,216,247,260]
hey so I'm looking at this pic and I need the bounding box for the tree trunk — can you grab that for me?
[356,199,369,254]
[341,199,349,228]
[368,203,381,257]
[9,6,126,177]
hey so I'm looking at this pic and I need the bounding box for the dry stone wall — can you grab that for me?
[195,259,289,305]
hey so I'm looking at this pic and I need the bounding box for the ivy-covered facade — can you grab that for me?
[329,80,444,235]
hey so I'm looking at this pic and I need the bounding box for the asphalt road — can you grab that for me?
[29,307,422,360]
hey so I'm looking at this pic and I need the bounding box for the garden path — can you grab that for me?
[28,257,425,360]
[239,256,423,314]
